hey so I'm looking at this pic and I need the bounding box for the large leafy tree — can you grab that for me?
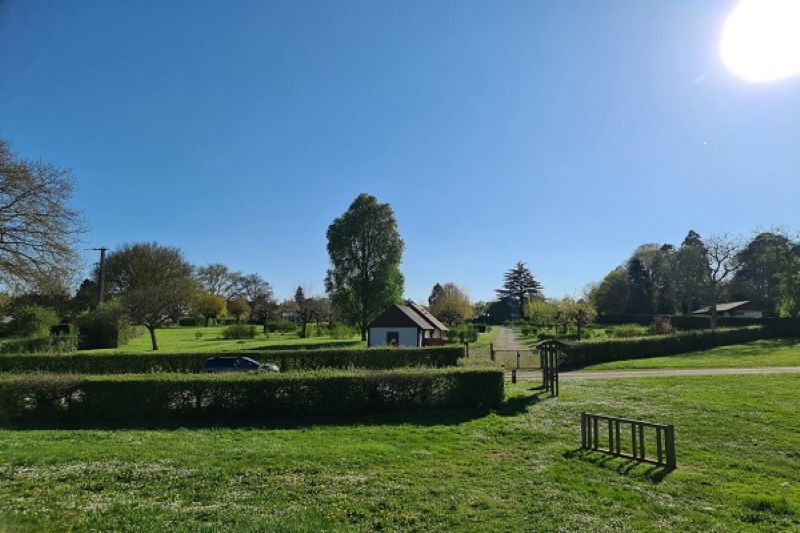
[325,194,404,340]
[0,139,85,289]
[105,243,195,350]
[194,292,227,326]
[626,256,653,314]
[588,267,629,316]
[195,263,242,299]
[430,283,474,325]
[730,232,796,312]
[496,262,543,317]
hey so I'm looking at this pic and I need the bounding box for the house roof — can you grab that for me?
[368,305,435,330]
[692,301,752,314]
[405,301,449,332]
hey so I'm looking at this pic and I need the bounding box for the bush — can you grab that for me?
[649,316,673,335]
[9,306,59,338]
[596,314,764,329]
[608,324,650,338]
[178,317,199,327]
[0,367,504,422]
[0,335,78,355]
[328,323,356,339]
[221,324,257,339]
[561,327,768,368]
[74,301,132,350]
[266,320,297,333]
[0,346,465,374]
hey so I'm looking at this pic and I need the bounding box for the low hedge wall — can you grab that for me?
[0,346,465,374]
[0,367,503,422]
[561,326,769,368]
[595,314,765,329]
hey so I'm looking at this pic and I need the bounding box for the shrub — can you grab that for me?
[74,301,132,350]
[0,367,504,422]
[649,316,673,335]
[0,334,78,355]
[221,324,257,339]
[178,317,199,327]
[328,323,356,339]
[609,324,650,338]
[9,306,59,338]
[561,326,768,368]
[266,320,297,333]
[445,325,478,343]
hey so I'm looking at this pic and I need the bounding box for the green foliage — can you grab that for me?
[9,305,59,338]
[325,194,405,339]
[0,367,502,422]
[193,293,227,325]
[587,267,629,316]
[227,297,250,323]
[561,326,768,368]
[0,335,77,355]
[445,325,477,344]
[0,346,464,374]
[74,300,132,350]
[266,320,297,333]
[649,315,674,335]
[496,261,542,316]
[608,324,650,338]
[429,283,473,325]
[221,324,257,339]
[327,323,357,339]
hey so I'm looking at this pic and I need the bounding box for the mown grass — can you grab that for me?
[584,339,800,371]
[470,327,498,349]
[1,375,798,531]
[84,325,364,354]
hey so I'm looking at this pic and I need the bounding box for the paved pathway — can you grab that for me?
[494,326,529,352]
[510,366,800,381]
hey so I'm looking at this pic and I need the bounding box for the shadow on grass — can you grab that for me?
[563,448,674,482]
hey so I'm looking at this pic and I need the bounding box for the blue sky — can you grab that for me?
[1,0,799,303]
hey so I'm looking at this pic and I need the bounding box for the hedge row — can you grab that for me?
[595,314,764,329]
[0,367,503,422]
[561,326,768,368]
[0,346,465,374]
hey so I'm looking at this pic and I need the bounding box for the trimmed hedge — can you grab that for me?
[0,346,465,374]
[561,327,768,368]
[595,314,764,329]
[0,367,504,422]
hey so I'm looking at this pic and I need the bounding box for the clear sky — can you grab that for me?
[1,1,799,303]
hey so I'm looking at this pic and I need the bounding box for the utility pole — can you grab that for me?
[90,247,108,306]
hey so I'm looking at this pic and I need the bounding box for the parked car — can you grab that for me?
[202,356,279,373]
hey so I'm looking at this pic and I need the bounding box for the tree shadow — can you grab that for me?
[0,407,498,432]
[563,448,674,482]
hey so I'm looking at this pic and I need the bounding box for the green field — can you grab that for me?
[584,339,800,371]
[1,374,798,531]
[85,325,364,353]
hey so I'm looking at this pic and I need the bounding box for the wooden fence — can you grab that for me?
[581,413,676,469]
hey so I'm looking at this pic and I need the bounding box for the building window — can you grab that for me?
[386,331,399,346]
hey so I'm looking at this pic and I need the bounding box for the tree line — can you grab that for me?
[588,230,800,328]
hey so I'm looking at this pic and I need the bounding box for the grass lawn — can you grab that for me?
[1,375,798,531]
[84,325,364,354]
[584,339,800,371]
[470,327,498,349]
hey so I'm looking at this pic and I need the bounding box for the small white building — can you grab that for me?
[691,300,764,318]
[367,302,449,348]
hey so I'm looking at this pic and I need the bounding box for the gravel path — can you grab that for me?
[510,366,800,381]
[494,326,529,352]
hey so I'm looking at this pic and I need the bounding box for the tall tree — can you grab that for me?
[588,267,630,316]
[104,243,195,350]
[235,273,273,318]
[325,194,405,340]
[626,257,653,314]
[496,262,543,317]
[194,292,227,326]
[682,230,705,248]
[428,283,444,307]
[195,263,242,299]
[730,232,795,312]
[430,283,474,325]
[703,235,742,330]
[294,286,317,338]
[0,139,85,289]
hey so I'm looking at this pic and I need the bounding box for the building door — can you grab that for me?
[386,331,399,346]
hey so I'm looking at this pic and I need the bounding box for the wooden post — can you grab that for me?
[516,351,520,370]
[581,413,587,448]
[465,342,470,357]
[511,369,517,384]
[490,343,495,362]
[665,425,676,469]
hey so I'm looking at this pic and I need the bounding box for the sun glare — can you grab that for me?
[720,0,800,82]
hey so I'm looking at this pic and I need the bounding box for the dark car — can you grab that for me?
[202,356,279,373]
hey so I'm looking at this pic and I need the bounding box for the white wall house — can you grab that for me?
[692,300,764,318]
[367,303,449,348]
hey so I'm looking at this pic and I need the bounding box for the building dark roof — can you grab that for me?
[405,301,449,332]
[691,301,753,314]
[368,305,434,330]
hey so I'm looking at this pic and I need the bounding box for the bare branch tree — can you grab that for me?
[0,139,85,290]
[704,234,742,329]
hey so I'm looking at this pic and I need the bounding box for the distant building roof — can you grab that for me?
[692,301,753,314]
[368,305,435,330]
[405,301,449,332]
